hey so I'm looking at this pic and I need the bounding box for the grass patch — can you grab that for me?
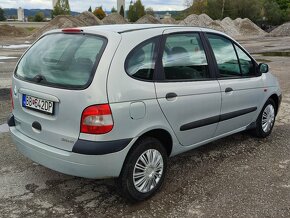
[25,27,36,32]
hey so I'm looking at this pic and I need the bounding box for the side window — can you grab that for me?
[234,44,256,76]
[207,34,241,78]
[162,33,210,81]
[126,38,158,80]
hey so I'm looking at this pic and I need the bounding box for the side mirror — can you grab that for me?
[259,63,269,74]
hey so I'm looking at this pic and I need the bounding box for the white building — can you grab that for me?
[52,0,58,8]
[17,7,24,21]
[163,12,172,19]
[117,0,125,15]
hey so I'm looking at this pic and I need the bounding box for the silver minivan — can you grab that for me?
[8,24,282,201]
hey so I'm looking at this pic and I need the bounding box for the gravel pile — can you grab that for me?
[136,15,161,24]
[27,11,267,39]
[270,22,290,36]
[221,17,240,36]
[199,13,214,25]
[206,20,225,32]
[102,13,128,24]
[179,14,225,33]
[76,11,103,26]
[235,18,266,36]
[161,17,178,24]
[31,15,86,38]
[179,14,200,26]
[0,24,30,37]
[179,14,265,37]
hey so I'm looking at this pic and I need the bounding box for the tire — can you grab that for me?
[117,137,168,202]
[253,98,276,138]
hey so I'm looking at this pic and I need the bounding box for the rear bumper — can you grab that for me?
[9,126,136,179]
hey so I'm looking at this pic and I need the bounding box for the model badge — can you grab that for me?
[61,138,75,144]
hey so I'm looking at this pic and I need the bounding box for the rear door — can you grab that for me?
[12,32,117,151]
[205,33,265,136]
[155,29,221,146]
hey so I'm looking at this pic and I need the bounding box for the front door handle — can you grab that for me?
[225,87,233,93]
[166,92,177,100]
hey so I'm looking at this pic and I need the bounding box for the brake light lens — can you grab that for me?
[80,104,114,134]
[62,28,82,33]
[10,87,14,110]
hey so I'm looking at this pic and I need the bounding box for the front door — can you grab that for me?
[206,33,265,136]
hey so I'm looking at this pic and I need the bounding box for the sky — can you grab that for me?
[0,0,187,11]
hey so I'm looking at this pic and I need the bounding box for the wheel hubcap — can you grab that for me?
[262,104,275,133]
[133,149,164,193]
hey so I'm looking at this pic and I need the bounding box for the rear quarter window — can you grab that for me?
[15,33,107,89]
[125,37,159,81]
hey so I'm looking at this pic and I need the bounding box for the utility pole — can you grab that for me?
[221,0,225,19]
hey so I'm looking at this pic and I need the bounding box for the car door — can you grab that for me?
[154,29,221,146]
[205,33,265,136]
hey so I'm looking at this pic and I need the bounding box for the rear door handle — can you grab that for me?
[225,87,233,93]
[166,92,177,100]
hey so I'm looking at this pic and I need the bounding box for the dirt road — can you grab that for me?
[0,36,290,217]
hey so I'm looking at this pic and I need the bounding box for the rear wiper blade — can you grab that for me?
[33,74,47,83]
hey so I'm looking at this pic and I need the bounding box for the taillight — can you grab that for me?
[62,28,82,33]
[10,88,14,110]
[80,104,114,134]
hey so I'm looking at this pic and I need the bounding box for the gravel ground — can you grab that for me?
[0,36,290,217]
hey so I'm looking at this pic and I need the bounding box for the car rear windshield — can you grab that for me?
[15,33,107,89]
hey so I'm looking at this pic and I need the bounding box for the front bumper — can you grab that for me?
[9,126,136,179]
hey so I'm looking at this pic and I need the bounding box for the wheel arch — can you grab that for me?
[136,129,173,156]
[268,93,279,115]
[121,128,173,169]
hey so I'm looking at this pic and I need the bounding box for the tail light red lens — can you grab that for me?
[62,28,82,33]
[80,104,114,134]
[10,88,14,110]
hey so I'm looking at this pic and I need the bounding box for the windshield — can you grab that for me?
[15,33,107,89]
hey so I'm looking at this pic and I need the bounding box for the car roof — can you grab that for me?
[47,24,232,43]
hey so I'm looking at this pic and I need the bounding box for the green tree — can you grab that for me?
[145,7,155,16]
[188,0,263,22]
[184,0,290,24]
[34,12,45,22]
[111,6,117,13]
[0,7,6,21]
[93,7,106,20]
[276,0,290,10]
[120,5,125,17]
[135,0,145,18]
[128,2,137,22]
[263,0,284,24]
[206,0,224,19]
[128,0,145,22]
[192,0,208,14]
[28,16,34,22]
[88,6,92,12]
[52,0,71,18]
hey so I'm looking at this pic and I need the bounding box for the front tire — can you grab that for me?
[253,99,276,138]
[117,137,168,202]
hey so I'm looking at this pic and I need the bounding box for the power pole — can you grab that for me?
[221,0,225,19]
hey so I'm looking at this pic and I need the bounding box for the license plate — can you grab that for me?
[22,94,54,115]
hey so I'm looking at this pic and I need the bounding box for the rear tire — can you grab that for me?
[117,137,168,202]
[253,99,276,138]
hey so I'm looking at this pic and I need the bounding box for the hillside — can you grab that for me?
[3,8,79,18]
[3,8,180,19]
